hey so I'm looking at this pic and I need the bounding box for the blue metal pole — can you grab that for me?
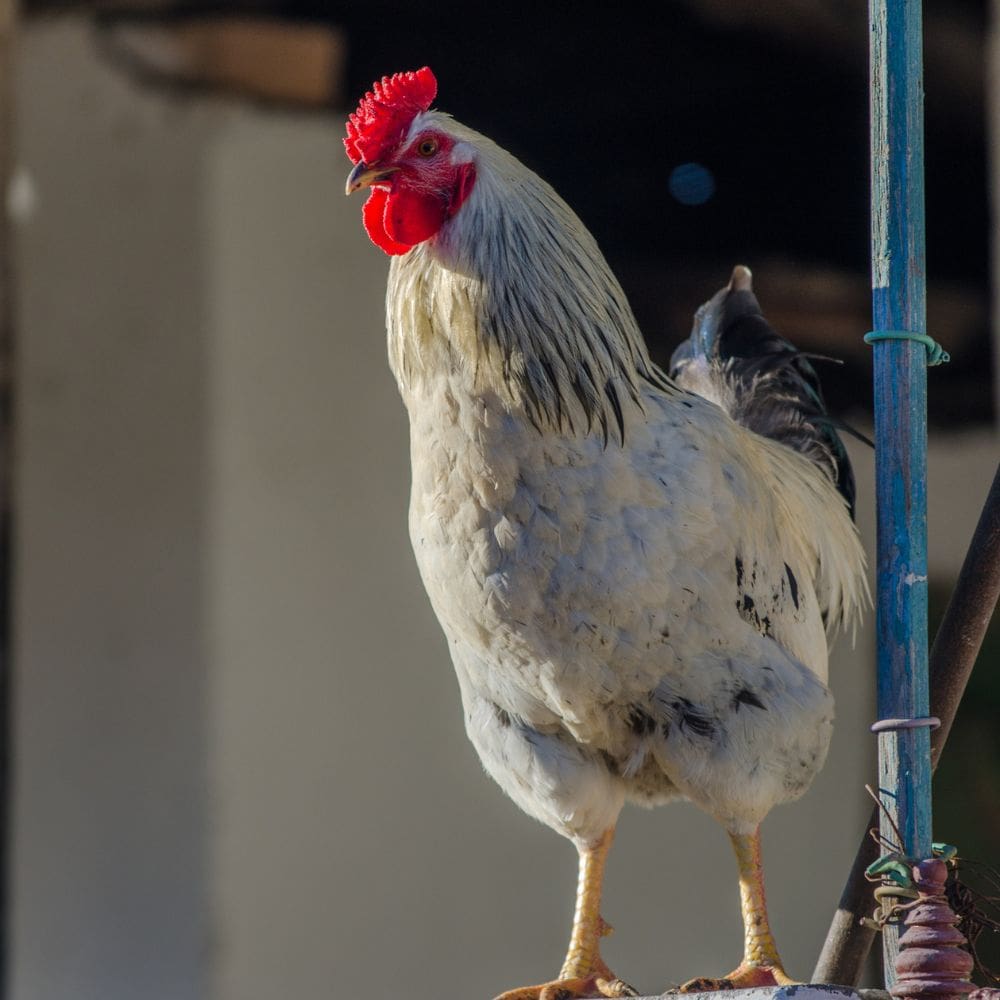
[869,0,934,984]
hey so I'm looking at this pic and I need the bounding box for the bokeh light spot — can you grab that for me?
[668,162,716,205]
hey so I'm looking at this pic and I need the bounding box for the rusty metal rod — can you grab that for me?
[813,461,1000,987]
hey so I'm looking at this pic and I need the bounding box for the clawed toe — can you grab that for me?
[595,978,640,999]
[494,972,639,1000]
[675,976,735,994]
[673,963,796,993]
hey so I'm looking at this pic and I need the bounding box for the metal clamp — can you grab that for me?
[871,716,941,733]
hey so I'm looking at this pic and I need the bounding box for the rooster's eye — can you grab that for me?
[418,138,439,157]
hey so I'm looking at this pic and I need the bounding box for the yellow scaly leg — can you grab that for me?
[678,827,796,992]
[495,828,637,1000]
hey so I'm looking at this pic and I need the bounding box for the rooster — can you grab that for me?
[344,67,867,1000]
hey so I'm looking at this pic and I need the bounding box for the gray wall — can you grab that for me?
[13,20,212,1000]
[10,17,997,1000]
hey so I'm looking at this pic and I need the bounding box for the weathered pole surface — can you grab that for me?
[869,0,933,985]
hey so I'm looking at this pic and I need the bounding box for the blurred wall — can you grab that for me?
[12,19,213,1000]
[9,16,997,1000]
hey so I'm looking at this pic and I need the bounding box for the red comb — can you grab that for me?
[344,67,438,165]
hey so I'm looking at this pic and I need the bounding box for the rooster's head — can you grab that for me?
[344,67,477,256]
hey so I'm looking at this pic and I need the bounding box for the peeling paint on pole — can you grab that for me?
[871,0,891,291]
[868,0,934,986]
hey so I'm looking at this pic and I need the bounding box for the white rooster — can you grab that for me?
[344,67,867,1000]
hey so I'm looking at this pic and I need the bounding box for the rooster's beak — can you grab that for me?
[345,162,399,195]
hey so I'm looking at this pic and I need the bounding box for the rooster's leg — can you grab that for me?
[494,828,638,1000]
[677,827,795,992]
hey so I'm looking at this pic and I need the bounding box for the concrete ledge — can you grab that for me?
[633,986,866,1000]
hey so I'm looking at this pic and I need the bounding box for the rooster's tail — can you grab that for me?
[669,265,862,520]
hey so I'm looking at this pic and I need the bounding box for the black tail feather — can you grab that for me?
[670,265,859,519]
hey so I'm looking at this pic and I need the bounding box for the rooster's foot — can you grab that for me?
[675,962,796,993]
[494,968,639,1000]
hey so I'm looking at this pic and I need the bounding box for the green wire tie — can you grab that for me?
[862,844,959,930]
[866,842,960,888]
[864,329,950,366]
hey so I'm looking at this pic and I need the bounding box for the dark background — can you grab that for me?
[68,0,996,426]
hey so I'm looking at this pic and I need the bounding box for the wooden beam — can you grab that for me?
[102,16,346,107]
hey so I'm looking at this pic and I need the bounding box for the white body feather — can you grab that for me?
[385,112,867,846]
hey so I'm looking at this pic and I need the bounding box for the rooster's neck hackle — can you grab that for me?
[386,114,673,442]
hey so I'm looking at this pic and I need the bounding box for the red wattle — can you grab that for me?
[383,187,448,247]
[362,188,414,256]
[360,166,476,257]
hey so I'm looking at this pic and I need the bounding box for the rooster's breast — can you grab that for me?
[405,380,782,721]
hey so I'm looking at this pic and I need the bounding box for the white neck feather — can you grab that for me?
[386,114,674,441]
